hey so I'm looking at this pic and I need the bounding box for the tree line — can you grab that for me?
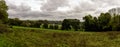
[83,13,120,31]
[7,13,120,31]
[8,18,61,30]
[61,13,120,31]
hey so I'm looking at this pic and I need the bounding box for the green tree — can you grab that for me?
[8,18,22,26]
[49,24,54,29]
[43,20,48,29]
[54,24,59,30]
[93,17,99,31]
[61,19,80,31]
[110,15,120,31]
[70,19,80,31]
[61,19,71,30]
[83,15,94,31]
[33,20,42,28]
[0,0,8,23]
[0,0,10,33]
[98,13,112,31]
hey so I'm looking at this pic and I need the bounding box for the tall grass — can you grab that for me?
[0,26,120,47]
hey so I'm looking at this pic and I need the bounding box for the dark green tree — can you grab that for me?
[54,24,59,30]
[43,20,48,29]
[61,19,80,31]
[33,20,42,28]
[83,15,94,31]
[8,18,22,26]
[61,19,71,30]
[70,19,80,31]
[49,24,54,29]
[110,15,120,31]
[93,17,99,31]
[0,0,8,23]
[98,13,112,31]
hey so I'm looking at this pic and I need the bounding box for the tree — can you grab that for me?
[43,20,48,29]
[8,18,22,26]
[43,23,48,29]
[33,20,42,28]
[49,24,54,29]
[61,19,71,30]
[61,19,80,31]
[110,15,120,31]
[83,15,95,31]
[0,0,10,33]
[70,19,80,31]
[0,0,8,23]
[54,24,59,30]
[98,13,112,31]
[93,17,99,31]
[83,13,112,31]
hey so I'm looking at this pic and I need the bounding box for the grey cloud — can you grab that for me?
[70,0,120,17]
[7,3,62,20]
[6,0,120,21]
[41,0,69,12]
[8,3,31,12]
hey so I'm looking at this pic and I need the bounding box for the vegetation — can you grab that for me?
[61,19,80,31]
[83,13,120,31]
[0,0,8,23]
[0,27,120,47]
[0,23,11,33]
[0,0,120,47]
[7,13,120,31]
[110,14,120,31]
[0,0,10,33]
[49,24,54,29]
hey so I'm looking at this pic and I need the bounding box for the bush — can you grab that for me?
[49,24,54,29]
[43,23,48,29]
[54,24,59,30]
[0,24,11,33]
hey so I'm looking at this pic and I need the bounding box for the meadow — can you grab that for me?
[0,26,120,47]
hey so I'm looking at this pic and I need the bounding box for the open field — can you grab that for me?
[0,26,120,47]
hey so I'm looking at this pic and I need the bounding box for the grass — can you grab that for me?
[0,26,120,47]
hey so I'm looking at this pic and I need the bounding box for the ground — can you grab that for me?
[0,26,120,47]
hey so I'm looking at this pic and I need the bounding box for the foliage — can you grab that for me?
[61,19,71,30]
[61,19,80,31]
[54,24,59,30]
[1,27,120,47]
[0,0,8,23]
[110,14,120,31]
[8,18,22,26]
[31,20,42,28]
[49,24,54,29]
[98,13,112,31]
[83,13,114,31]
[0,23,11,33]
[43,20,49,29]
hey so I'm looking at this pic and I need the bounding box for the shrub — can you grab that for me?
[54,24,59,30]
[49,24,54,29]
[43,23,48,29]
[0,24,11,33]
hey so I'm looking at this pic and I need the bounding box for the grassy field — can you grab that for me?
[0,26,120,47]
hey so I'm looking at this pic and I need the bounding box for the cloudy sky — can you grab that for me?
[5,0,120,21]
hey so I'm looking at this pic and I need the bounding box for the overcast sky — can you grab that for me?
[5,0,120,21]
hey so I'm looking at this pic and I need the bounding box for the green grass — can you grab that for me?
[0,26,120,47]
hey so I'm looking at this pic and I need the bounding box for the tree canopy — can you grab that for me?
[0,0,8,23]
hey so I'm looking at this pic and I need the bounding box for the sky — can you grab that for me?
[5,0,120,21]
